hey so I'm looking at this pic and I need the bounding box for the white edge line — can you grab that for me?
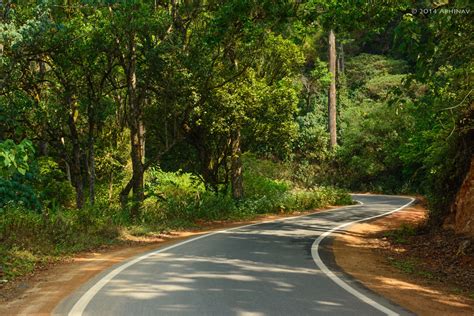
[67,202,362,316]
[311,196,415,316]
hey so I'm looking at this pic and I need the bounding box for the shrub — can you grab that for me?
[33,157,75,208]
[345,54,408,90]
[241,152,293,181]
[0,204,119,256]
[137,165,353,226]
[0,178,41,210]
[0,139,34,179]
[282,186,353,211]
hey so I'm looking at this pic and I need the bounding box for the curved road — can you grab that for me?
[55,194,414,316]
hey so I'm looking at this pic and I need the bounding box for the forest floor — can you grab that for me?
[333,201,474,315]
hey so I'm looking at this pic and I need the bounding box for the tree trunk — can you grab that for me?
[109,172,114,201]
[199,147,219,193]
[230,128,244,199]
[127,32,145,217]
[88,120,96,206]
[337,56,341,76]
[67,102,85,209]
[120,177,134,208]
[39,141,48,156]
[340,43,345,74]
[65,160,71,183]
[328,29,337,150]
[130,120,145,212]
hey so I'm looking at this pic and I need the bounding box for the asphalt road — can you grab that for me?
[55,194,414,316]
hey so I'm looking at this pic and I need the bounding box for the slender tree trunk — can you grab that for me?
[230,128,244,199]
[306,90,312,112]
[39,141,48,156]
[337,56,341,76]
[82,151,89,197]
[109,172,114,200]
[200,148,219,193]
[340,43,345,74]
[67,99,85,209]
[130,121,145,207]
[328,29,337,150]
[120,178,133,207]
[165,119,169,150]
[88,120,96,205]
[65,160,71,183]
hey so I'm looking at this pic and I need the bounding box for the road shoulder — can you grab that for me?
[332,203,474,315]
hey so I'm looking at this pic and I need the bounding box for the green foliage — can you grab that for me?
[33,157,74,208]
[0,139,41,210]
[0,202,121,279]
[0,178,40,210]
[337,99,414,192]
[335,11,473,226]
[0,204,119,252]
[391,3,473,224]
[0,150,73,210]
[362,74,406,100]
[145,167,205,198]
[333,54,417,192]
[282,186,353,211]
[0,246,38,280]
[294,111,330,163]
[345,54,408,90]
[137,159,352,227]
[241,152,291,180]
[244,173,289,200]
[0,139,34,178]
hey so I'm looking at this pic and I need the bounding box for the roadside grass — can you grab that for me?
[387,257,434,279]
[383,223,417,244]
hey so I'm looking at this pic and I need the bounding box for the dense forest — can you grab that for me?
[0,1,472,281]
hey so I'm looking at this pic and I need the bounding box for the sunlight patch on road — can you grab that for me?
[315,300,342,306]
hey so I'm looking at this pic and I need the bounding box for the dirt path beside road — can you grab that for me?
[333,204,474,316]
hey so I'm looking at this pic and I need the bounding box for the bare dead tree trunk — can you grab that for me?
[230,128,244,199]
[328,29,337,150]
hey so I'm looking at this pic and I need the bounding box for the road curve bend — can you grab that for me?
[55,194,414,316]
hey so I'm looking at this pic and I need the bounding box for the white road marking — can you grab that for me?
[311,195,415,316]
